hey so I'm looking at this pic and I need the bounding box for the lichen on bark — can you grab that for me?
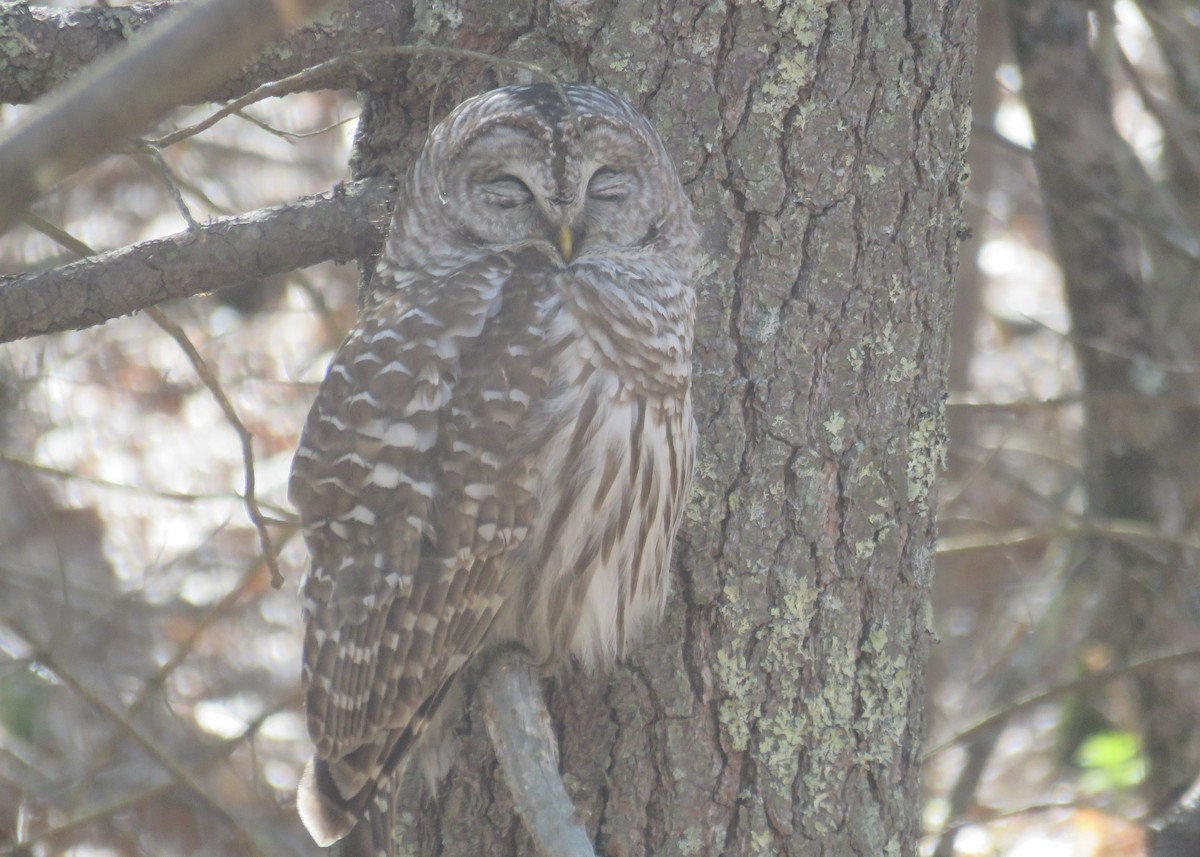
[373,1,975,856]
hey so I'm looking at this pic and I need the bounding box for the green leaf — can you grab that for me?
[1075,730,1146,792]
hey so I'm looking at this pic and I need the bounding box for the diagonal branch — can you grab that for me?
[0,0,343,232]
[9,210,293,603]
[145,306,284,588]
[924,648,1200,760]
[0,0,415,107]
[0,178,391,343]
[69,531,298,808]
[7,693,301,856]
[3,618,270,857]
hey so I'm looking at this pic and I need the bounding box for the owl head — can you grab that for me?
[382,83,697,282]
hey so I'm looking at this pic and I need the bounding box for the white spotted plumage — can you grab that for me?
[291,83,698,857]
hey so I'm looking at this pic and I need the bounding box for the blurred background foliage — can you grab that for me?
[1,0,1199,855]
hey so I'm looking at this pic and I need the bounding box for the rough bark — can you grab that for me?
[346,1,972,855]
[1009,0,1200,808]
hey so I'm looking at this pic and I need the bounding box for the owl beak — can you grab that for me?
[558,225,575,262]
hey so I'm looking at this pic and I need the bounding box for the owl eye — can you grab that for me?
[480,175,534,208]
[587,168,635,201]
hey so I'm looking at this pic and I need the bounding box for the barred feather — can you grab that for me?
[291,83,697,856]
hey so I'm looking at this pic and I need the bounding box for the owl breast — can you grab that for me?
[494,268,697,671]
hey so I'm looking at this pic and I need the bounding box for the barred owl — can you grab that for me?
[290,83,698,856]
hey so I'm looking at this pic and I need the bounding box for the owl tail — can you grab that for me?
[297,755,400,857]
[335,785,397,857]
[297,756,366,846]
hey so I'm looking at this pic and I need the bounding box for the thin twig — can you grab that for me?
[251,112,360,141]
[0,450,294,516]
[9,215,289,589]
[946,391,1200,412]
[141,527,296,707]
[231,108,301,143]
[925,648,1200,760]
[937,519,1200,555]
[148,46,561,149]
[938,417,1023,512]
[931,799,1134,842]
[290,268,346,343]
[224,106,358,143]
[2,619,270,857]
[936,525,1053,554]
[144,306,284,588]
[0,0,342,233]
[18,211,94,256]
[8,690,302,855]
[69,529,298,807]
[137,141,199,230]
[974,121,1200,262]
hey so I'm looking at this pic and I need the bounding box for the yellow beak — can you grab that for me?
[558,225,574,262]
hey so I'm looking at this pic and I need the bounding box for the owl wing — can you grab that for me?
[289,247,557,844]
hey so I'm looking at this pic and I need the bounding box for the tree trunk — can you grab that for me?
[345,1,976,854]
[1009,0,1200,808]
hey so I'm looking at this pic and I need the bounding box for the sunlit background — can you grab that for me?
[2,1,1197,855]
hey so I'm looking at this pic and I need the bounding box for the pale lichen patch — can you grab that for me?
[905,402,947,513]
[714,646,757,751]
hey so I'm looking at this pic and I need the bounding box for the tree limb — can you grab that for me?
[0,3,175,106]
[0,0,414,107]
[478,650,598,857]
[0,178,391,343]
[0,0,344,233]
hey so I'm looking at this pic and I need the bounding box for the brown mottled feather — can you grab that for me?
[292,84,698,857]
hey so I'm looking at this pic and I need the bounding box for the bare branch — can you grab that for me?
[0,450,294,513]
[0,177,391,343]
[0,0,414,107]
[144,306,285,588]
[0,3,175,106]
[947,392,1200,413]
[7,690,303,855]
[137,141,200,230]
[478,650,598,857]
[8,209,299,592]
[3,619,271,857]
[937,520,1200,555]
[149,46,562,150]
[935,800,1134,843]
[925,648,1200,760]
[72,533,299,804]
[0,0,344,232]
